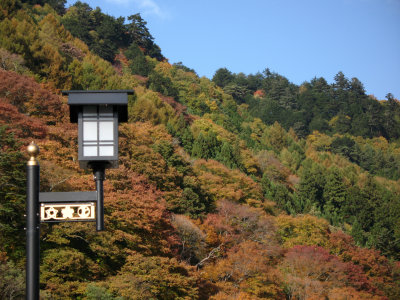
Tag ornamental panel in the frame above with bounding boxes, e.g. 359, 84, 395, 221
40, 203, 95, 222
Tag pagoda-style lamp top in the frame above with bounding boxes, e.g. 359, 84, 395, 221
62, 90, 133, 170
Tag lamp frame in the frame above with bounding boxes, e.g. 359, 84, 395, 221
77, 105, 119, 169
62, 90, 133, 170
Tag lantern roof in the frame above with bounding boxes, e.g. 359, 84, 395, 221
63, 90, 134, 123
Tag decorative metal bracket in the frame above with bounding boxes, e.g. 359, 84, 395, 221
39, 191, 97, 223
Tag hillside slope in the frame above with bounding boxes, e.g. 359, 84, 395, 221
0, 1, 399, 299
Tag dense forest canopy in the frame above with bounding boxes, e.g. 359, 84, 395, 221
212, 68, 400, 140
0, 0, 399, 299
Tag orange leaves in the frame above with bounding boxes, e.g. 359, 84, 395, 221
38, 138, 79, 171
200, 201, 284, 298
253, 90, 265, 99
280, 245, 380, 299
171, 214, 207, 263
204, 200, 277, 246
0, 99, 47, 139
0, 69, 68, 124
327, 231, 392, 283
105, 176, 177, 256
280, 245, 346, 299
203, 241, 284, 299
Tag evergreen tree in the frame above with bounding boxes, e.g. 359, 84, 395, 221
125, 42, 152, 76
215, 141, 242, 169
296, 160, 325, 213
126, 13, 163, 60
191, 131, 221, 159
322, 167, 347, 225
0, 127, 26, 259
212, 67, 234, 88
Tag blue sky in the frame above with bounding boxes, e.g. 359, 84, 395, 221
66, 0, 400, 99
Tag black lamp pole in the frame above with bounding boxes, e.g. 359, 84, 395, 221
26, 142, 40, 300
92, 163, 106, 231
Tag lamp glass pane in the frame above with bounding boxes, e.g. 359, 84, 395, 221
99, 106, 113, 117
83, 121, 97, 141
99, 121, 113, 141
99, 146, 114, 156
83, 146, 97, 156
83, 106, 97, 117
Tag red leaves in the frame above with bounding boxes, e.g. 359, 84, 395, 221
0, 99, 47, 139
105, 172, 179, 256
281, 245, 366, 299
203, 200, 278, 248
281, 244, 384, 299
203, 241, 285, 299
327, 230, 395, 294
0, 69, 68, 124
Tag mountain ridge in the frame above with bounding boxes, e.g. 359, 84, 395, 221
0, 1, 399, 299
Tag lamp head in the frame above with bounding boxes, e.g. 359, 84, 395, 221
63, 90, 133, 170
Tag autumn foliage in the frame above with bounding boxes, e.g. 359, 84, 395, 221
0, 1, 399, 299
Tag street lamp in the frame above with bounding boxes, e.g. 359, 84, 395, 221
62, 90, 133, 231
65, 90, 132, 169
25, 90, 133, 300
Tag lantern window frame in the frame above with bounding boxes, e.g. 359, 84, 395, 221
63, 90, 133, 170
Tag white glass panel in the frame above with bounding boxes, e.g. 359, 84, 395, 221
83, 106, 97, 117
99, 121, 114, 141
83, 121, 98, 141
83, 146, 98, 157
99, 146, 114, 156
99, 106, 113, 117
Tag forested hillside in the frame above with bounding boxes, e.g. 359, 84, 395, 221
1, 1, 399, 299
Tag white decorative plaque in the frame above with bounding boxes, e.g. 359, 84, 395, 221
40, 203, 95, 222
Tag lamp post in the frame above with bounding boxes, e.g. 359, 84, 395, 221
25, 90, 132, 299
26, 143, 40, 300
63, 90, 133, 230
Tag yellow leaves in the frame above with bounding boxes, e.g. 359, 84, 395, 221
0, 17, 35, 54
328, 114, 351, 127
38, 14, 68, 46
191, 117, 235, 142
129, 89, 175, 125
276, 214, 330, 248
240, 148, 260, 175
298, 83, 308, 94
154, 60, 173, 77
108, 252, 198, 299
211, 290, 261, 300
369, 136, 389, 151
205, 98, 219, 111
243, 118, 267, 146
262, 121, 288, 153
194, 159, 264, 205
307, 130, 332, 150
